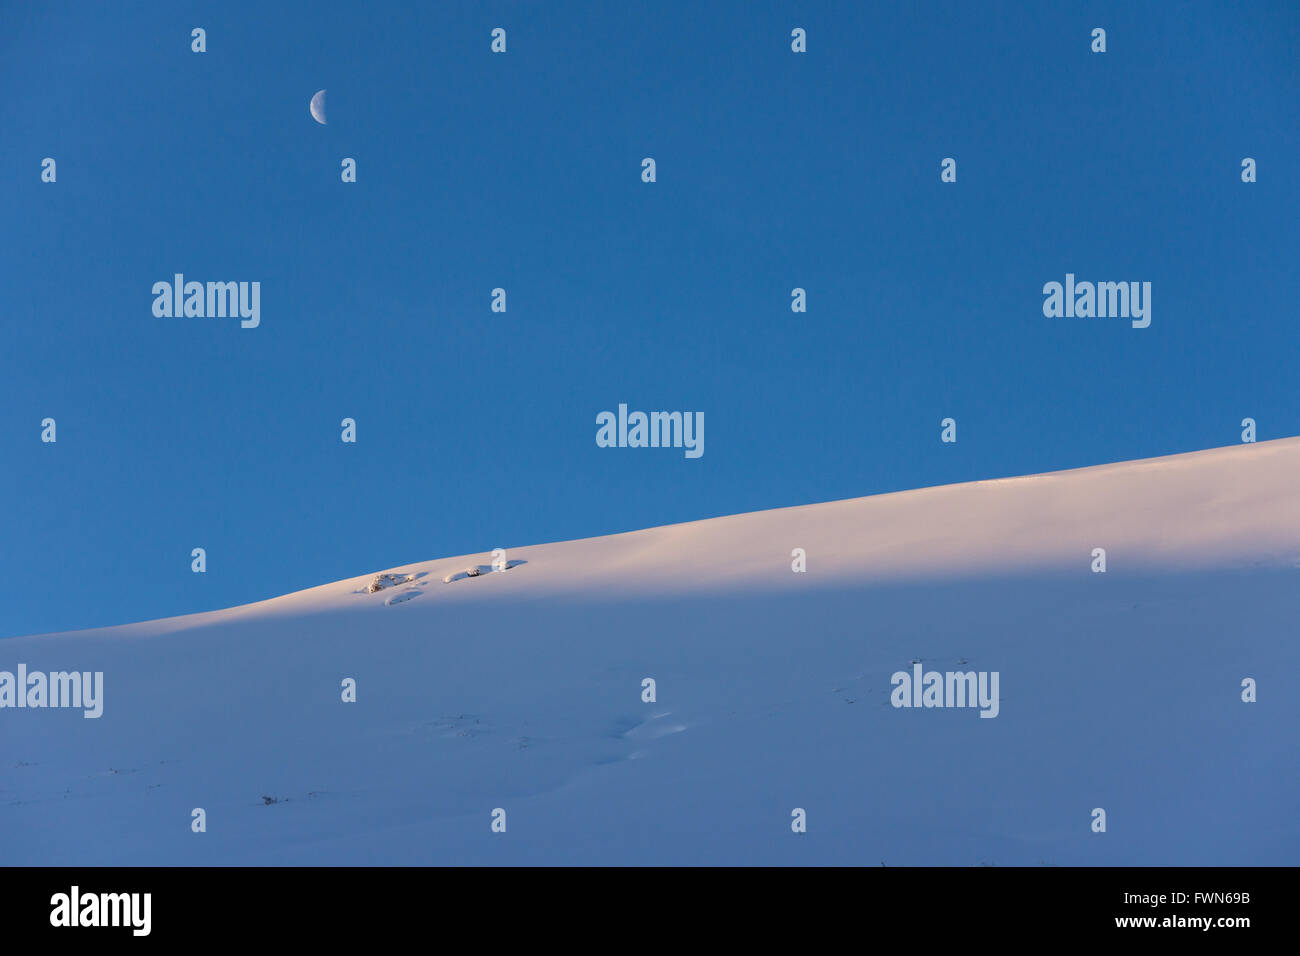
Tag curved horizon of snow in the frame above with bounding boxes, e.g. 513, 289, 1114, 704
22, 436, 1300, 642
3, 437, 1297, 866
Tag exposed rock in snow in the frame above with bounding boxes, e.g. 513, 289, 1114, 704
366, 572, 414, 593
444, 565, 489, 583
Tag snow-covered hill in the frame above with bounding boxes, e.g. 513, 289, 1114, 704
3, 439, 1298, 865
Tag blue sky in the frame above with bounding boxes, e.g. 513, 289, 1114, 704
2, 0, 1297, 638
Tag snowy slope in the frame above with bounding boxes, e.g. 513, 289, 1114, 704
3, 438, 1299, 865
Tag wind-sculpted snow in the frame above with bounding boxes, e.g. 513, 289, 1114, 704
2, 439, 1298, 864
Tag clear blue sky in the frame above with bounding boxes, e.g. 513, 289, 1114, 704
2, 1, 1297, 638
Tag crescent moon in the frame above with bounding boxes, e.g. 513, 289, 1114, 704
310, 89, 327, 125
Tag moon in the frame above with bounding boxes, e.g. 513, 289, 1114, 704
309, 89, 327, 125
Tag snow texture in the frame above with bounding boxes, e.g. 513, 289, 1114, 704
2, 438, 1298, 865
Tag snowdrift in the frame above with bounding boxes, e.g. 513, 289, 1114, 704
3, 438, 1298, 865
